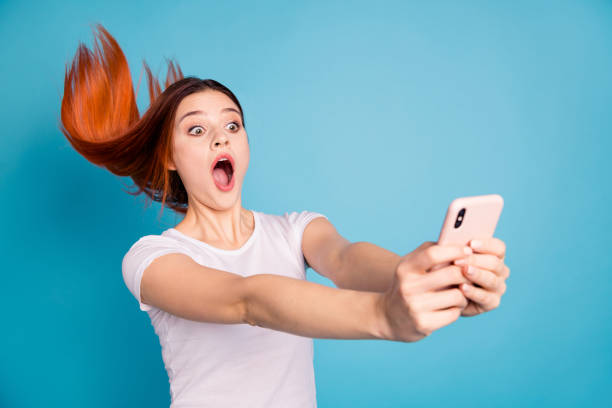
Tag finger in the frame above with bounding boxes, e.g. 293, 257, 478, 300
459, 283, 501, 310
469, 237, 506, 258
429, 261, 451, 272
414, 244, 473, 271
453, 253, 506, 277
462, 265, 505, 292
421, 307, 463, 331
412, 288, 468, 312
414, 265, 470, 292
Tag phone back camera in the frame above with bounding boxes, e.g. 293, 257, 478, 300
454, 208, 466, 228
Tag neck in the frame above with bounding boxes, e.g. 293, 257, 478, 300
174, 196, 254, 249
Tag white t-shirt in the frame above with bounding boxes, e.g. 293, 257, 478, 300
122, 210, 328, 408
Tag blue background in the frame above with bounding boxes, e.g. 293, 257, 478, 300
1, 0, 610, 407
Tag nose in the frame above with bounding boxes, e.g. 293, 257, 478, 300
211, 132, 229, 149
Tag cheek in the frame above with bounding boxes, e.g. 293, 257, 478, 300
175, 146, 208, 180
239, 149, 250, 173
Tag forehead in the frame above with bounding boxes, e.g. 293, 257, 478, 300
175, 90, 238, 117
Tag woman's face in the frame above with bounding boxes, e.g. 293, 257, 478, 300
169, 90, 249, 210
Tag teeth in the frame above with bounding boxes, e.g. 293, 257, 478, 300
218, 158, 229, 162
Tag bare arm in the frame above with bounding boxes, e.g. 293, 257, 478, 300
242, 274, 384, 340
141, 252, 386, 340
335, 242, 401, 292
300, 217, 401, 293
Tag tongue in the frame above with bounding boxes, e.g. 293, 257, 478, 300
213, 167, 229, 186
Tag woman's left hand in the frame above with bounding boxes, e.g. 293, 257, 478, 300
452, 237, 510, 317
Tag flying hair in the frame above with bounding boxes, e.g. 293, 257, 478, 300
59, 23, 246, 218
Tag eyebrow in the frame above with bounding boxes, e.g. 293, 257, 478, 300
177, 107, 241, 125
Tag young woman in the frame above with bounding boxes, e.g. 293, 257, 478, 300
59, 24, 510, 408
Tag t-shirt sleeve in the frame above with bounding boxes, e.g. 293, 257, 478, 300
121, 236, 191, 312
286, 210, 329, 270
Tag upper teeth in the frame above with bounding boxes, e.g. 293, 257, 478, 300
218, 158, 228, 162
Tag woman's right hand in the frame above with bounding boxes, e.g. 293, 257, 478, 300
375, 241, 473, 342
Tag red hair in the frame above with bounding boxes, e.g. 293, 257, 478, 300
59, 24, 245, 217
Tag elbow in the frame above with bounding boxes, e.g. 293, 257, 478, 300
329, 264, 346, 289
239, 276, 260, 327
238, 277, 251, 325
239, 299, 252, 326
329, 242, 352, 289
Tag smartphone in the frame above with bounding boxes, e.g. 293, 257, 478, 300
430, 194, 504, 271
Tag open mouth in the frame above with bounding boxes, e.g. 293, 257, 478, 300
212, 157, 234, 190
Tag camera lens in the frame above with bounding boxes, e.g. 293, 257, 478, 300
454, 208, 466, 228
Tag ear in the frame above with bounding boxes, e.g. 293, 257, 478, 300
167, 157, 176, 171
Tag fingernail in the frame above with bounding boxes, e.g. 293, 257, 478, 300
454, 258, 467, 265
463, 246, 473, 255
470, 240, 482, 249
466, 266, 476, 275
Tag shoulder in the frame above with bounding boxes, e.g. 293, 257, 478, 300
123, 233, 182, 258
284, 210, 328, 225
255, 209, 328, 235
122, 233, 191, 276
121, 232, 193, 311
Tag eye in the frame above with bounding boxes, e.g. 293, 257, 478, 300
226, 121, 240, 131
188, 125, 205, 136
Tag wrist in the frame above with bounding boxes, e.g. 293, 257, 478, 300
370, 292, 391, 340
